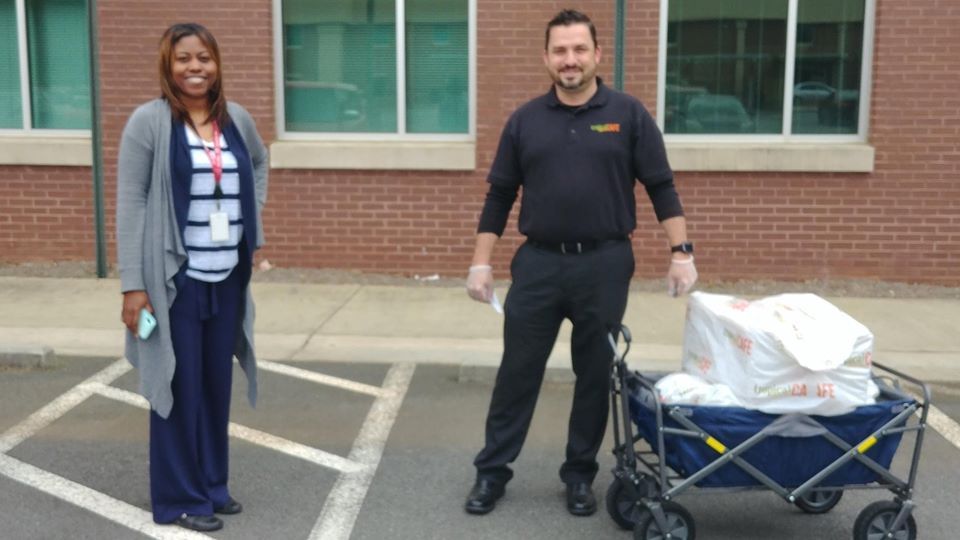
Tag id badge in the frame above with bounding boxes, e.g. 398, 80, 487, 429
209, 211, 230, 242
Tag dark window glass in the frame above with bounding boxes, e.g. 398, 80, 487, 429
665, 0, 787, 134
282, 0, 469, 134
405, 0, 468, 134
283, 0, 398, 133
27, 0, 91, 129
792, 0, 865, 134
0, 0, 21, 128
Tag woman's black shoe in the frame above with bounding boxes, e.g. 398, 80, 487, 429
174, 514, 224, 532
215, 497, 243, 515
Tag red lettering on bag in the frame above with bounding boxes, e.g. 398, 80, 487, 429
697, 356, 713, 374
817, 383, 836, 398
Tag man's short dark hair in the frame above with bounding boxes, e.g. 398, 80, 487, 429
545, 9, 597, 49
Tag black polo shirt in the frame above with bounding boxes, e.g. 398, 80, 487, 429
479, 79, 682, 242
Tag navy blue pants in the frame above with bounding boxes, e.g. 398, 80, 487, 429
150, 268, 243, 523
473, 240, 634, 486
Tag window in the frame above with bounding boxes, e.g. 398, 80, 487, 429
0, 0, 91, 131
660, 0, 869, 137
279, 0, 471, 137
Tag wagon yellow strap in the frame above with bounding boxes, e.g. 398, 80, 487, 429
705, 436, 727, 454
857, 436, 878, 454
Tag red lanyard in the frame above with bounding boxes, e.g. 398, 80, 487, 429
199, 121, 223, 188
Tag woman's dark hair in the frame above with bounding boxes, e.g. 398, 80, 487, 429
158, 23, 229, 128
545, 9, 597, 49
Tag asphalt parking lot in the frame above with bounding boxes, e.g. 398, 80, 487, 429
1, 356, 959, 540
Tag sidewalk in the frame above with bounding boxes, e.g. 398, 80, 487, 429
1, 276, 958, 381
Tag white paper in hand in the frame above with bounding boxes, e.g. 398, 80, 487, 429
490, 291, 504, 314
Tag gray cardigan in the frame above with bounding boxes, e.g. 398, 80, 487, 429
116, 99, 268, 419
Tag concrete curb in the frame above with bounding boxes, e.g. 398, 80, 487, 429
0, 345, 55, 368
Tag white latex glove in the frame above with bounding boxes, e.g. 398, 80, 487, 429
466, 265, 494, 303
666, 256, 698, 297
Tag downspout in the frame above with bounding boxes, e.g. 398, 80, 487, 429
88, 0, 107, 277
614, 0, 626, 90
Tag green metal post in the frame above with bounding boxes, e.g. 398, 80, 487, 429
614, 0, 626, 90
88, 0, 107, 277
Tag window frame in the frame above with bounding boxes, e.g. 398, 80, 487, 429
0, 0, 91, 137
656, 0, 876, 144
271, 0, 476, 143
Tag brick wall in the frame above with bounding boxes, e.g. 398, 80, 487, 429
667, 0, 959, 284
0, 166, 97, 259
1, 0, 957, 284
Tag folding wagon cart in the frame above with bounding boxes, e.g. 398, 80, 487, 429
605, 325, 929, 540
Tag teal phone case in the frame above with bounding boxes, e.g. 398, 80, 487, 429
138, 309, 157, 340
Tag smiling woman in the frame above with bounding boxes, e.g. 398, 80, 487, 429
115, 22, 269, 534
157, 24, 227, 141
171, 37, 217, 103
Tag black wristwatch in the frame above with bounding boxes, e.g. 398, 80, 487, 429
670, 242, 694, 254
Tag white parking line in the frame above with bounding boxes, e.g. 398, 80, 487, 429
3, 355, 959, 539
86, 383, 364, 473
925, 405, 960, 451
310, 362, 416, 540
0, 357, 413, 540
0, 453, 211, 540
229, 423, 364, 474
259, 360, 386, 397
81, 382, 152, 408
0, 359, 130, 453
905, 385, 960, 452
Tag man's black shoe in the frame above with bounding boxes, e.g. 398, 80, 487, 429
174, 514, 224, 532
464, 479, 505, 515
215, 497, 243, 515
565, 482, 597, 516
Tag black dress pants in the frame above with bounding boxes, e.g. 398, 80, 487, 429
473, 239, 634, 486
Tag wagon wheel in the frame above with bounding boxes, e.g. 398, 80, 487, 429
605, 474, 656, 530
794, 488, 843, 514
852, 501, 917, 540
633, 501, 695, 540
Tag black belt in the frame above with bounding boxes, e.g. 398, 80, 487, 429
526, 237, 627, 254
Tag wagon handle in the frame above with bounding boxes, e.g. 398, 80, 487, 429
607, 323, 632, 361
872, 361, 931, 410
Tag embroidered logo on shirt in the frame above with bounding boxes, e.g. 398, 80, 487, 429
590, 123, 620, 133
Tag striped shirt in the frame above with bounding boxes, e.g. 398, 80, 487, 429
183, 125, 243, 282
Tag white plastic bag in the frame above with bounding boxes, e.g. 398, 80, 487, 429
655, 372, 743, 407
682, 292, 877, 416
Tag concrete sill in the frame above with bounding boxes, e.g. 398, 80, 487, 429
0, 136, 92, 166
666, 142, 875, 173
270, 140, 476, 171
